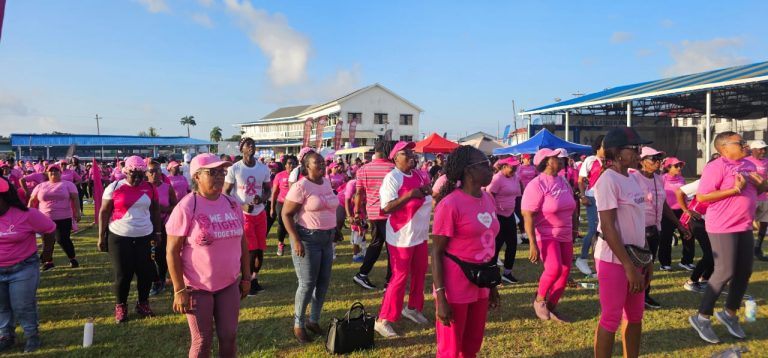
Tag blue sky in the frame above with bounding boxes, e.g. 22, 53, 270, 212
1, 0, 767, 140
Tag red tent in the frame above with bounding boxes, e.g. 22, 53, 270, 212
414, 133, 460, 153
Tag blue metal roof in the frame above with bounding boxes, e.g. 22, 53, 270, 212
10, 134, 211, 147
522, 60, 768, 115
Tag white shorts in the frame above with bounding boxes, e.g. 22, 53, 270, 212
756, 201, 768, 223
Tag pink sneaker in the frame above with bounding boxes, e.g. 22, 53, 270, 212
115, 303, 129, 323
135, 302, 155, 318
533, 300, 551, 320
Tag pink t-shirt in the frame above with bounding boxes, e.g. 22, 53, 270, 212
520, 174, 576, 242
379, 169, 432, 247
285, 178, 339, 230
343, 179, 359, 213
432, 190, 499, 304
0, 207, 56, 266
155, 182, 172, 223
629, 170, 666, 229
663, 174, 686, 209
30, 180, 78, 220
593, 170, 647, 265
485, 172, 521, 217
745, 156, 768, 201
23, 173, 46, 187
578, 156, 603, 196
165, 193, 244, 292
168, 175, 190, 200
517, 165, 537, 190
328, 174, 346, 191
697, 157, 758, 233
61, 169, 82, 183
272, 171, 291, 203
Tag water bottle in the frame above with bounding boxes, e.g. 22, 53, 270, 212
745, 299, 757, 322
580, 282, 596, 289
83, 318, 94, 347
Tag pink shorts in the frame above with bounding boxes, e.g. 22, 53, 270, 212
596, 259, 645, 332
244, 211, 267, 251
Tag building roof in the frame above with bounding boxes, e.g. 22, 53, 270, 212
521, 60, 768, 115
457, 131, 498, 142
10, 134, 211, 147
238, 83, 424, 126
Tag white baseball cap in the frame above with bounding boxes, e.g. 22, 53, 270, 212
749, 140, 767, 149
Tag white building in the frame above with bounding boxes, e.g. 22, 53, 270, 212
236, 84, 423, 155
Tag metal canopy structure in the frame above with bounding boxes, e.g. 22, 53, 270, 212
519, 60, 768, 159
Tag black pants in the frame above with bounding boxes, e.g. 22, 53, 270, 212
357, 219, 391, 282
53, 218, 76, 260
493, 214, 517, 270
76, 185, 85, 212
689, 218, 714, 282
152, 231, 168, 283
514, 196, 524, 233
698, 231, 754, 315
108, 232, 155, 304
645, 225, 660, 297
265, 200, 276, 236
659, 209, 694, 266
275, 202, 288, 244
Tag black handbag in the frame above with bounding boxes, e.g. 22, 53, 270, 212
625, 244, 653, 268
326, 302, 375, 355
444, 252, 502, 288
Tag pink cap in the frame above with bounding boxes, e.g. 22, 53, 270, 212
640, 146, 665, 159
324, 154, 335, 161
328, 162, 338, 169
167, 161, 180, 169
0, 177, 9, 193
123, 155, 148, 172
190, 153, 232, 174
0, 160, 8, 168
46, 164, 62, 172
389, 141, 416, 160
663, 157, 685, 168
494, 157, 520, 168
521, 153, 531, 160
298, 147, 316, 163
533, 148, 568, 166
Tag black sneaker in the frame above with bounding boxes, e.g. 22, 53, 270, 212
756, 248, 768, 261
248, 279, 263, 296
0, 336, 14, 351
502, 273, 519, 284
69, 258, 80, 268
23, 335, 40, 353
353, 274, 376, 290
41, 261, 55, 271
149, 281, 165, 296
644, 296, 661, 309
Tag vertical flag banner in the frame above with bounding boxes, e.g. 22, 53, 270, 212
302, 117, 314, 148
348, 117, 358, 147
315, 116, 328, 149
333, 120, 344, 150
91, 159, 103, 224
0, 0, 6, 42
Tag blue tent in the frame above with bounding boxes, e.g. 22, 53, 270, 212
492, 129, 593, 155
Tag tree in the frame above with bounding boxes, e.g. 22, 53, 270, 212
210, 126, 222, 142
180, 115, 196, 137
138, 130, 148, 136
148, 127, 159, 137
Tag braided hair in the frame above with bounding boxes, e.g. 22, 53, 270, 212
434, 145, 482, 204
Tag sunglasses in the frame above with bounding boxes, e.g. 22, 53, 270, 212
723, 140, 747, 147
643, 156, 663, 163
672, 163, 684, 168
200, 168, 227, 177
619, 145, 641, 152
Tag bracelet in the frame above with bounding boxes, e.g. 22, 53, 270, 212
174, 288, 188, 295
435, 287, 445, 293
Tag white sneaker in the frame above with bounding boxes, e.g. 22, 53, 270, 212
374, 320, 399, 337
402, 307, 429, 324
575, 258, 593, 275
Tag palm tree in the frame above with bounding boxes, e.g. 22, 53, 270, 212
210, 126, 222, 142
180, 116, 197, 137
148, 127, 159, 137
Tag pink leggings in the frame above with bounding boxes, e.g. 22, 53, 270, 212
596, 260, 644, 332
186, 281, 241, 358
436, 298, 489, 358
379, 242, 428, 321
536, 240, 572, 305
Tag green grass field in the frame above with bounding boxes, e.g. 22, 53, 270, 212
4, 203, 768, 357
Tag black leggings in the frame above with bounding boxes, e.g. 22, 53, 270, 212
659, 209, 695, 265
265, 200, 276, 236
689, 218, 714, 282
275, 202, 288, 244
152, 231, 168, 283
493, 214, 518, 270
108, 232, 155, 304
514, 196, 524, 233
645, 226, 660, 297
250, 250, 264, 276
698, 231, 754, 316
358, 219, 392, 282
53, 218, 76, 260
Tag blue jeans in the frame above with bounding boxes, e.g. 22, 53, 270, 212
291, 226, 334, 328
580, 196, 598, 259
0, 254, 41, 339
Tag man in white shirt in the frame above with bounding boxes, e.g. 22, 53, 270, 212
575, 135, 605, 276
224, 137, 272, 295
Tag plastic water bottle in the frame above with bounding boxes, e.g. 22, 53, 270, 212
745, 299, 757, 322
580, 282, 596, 289
83, 318, 94, 347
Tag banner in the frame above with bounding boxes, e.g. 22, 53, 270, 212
91, 159, 103, 225
348, 118, 358, 147
0, 0, 6, 43
315, 116, 328, 149
302, 117, 314, 148
333, 120, 344, 150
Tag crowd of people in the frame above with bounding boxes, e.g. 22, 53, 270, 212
0, 129, 766, 357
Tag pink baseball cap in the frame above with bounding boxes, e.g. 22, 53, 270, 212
0, 177, 9, 193
46, 164, 62, 172
328, 162, 338, 169
494, 157, 520, 168
123, 155, 148, 172
190, 153, 232, 174
0, 160, 8, 168
533, 148, 568, 166
663, 157, 685, 168
389, 141, 416, 160
640, 146, 665, 159
521, 153, 531, 160
167, 161, 180, 169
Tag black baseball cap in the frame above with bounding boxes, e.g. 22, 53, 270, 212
602, 127, 652, 149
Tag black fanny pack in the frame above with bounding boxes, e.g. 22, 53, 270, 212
624, 244, 653, 268
444, 252, 501, 288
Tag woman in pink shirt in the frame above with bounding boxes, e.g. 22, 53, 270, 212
658, 157, 692, 270
0, 176, 56, 353
432, 146, 500, 358
146, 161, 178, 296
593, 128, 653, 358
270, 155, 298, 256
166, 161, 190, 200
516, 154, 537, 242
166, 154, 250, 357
282, 151, 339, 343
688, 131, 768, 344
521, 148, 575, 322
28, 164, 81, 271
485, 157, 522, 284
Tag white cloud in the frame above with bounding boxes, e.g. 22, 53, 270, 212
136, 0, 170, 13
191, 13, 214, 28
198, 0, 215, 7
663, 37, 750, 76
224, 0, 311, 87
264, 65, 362, 105
660, 19, 674, 28
610, 31, 633, 44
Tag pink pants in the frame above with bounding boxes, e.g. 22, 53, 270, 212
186, 281, 241, 358
537, 240, 572, 305
596, 259, 644, 332
379, 242, 428, 322
435, 298, 489, 358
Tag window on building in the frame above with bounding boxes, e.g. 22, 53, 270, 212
374, 113, 388, 124
743, 131, 755, 141
348, 112, 362, 124
399, 135, 413, 142
399, 114, 413, 125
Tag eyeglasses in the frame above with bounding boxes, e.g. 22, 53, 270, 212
643, 156, 663, 163
723, 140, 747, 147
200, 168, 227, 177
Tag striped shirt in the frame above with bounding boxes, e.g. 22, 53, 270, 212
355, 159, 395, 220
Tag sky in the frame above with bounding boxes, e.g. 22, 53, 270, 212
1, 0, 767, 141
